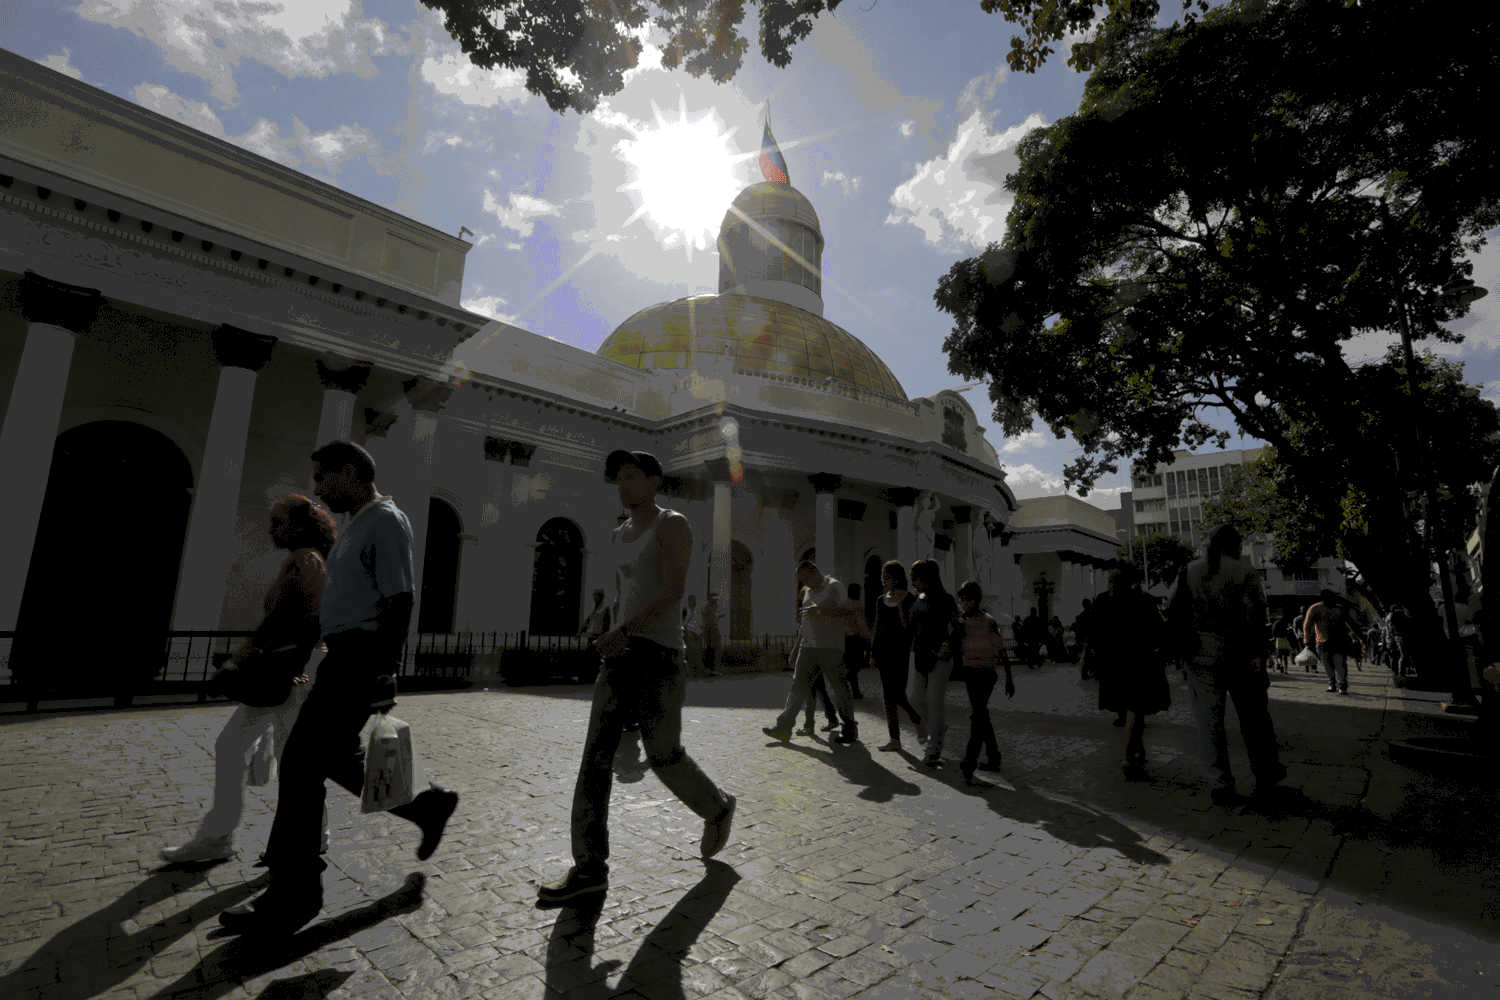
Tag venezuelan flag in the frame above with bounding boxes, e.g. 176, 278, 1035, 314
759, 120, 789, 185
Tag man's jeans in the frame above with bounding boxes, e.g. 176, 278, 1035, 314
774, 647, 851, 732
1388, 638, 1406, 676
1182, 662, 1283, 792
960, 670, 1001, 772
572, 639, 729, 876
909, 659, 954, 755
265, 631, 427, 882
1318, 643, 1349, 690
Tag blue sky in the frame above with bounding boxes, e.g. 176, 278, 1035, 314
6, 1, 1498, 512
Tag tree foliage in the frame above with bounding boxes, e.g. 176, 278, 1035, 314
1116, 532, 1195, 590
934, 0, 1500, 652
418, 0, 843, 114
979, 0, 1210, 73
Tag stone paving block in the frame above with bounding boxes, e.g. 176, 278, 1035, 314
1069, 946, 1163, 997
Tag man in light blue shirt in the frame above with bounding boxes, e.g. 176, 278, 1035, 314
220, 440, 460, 935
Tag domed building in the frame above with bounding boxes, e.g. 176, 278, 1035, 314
0, 53, 1117, 693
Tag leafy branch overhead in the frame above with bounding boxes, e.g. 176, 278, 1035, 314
418, 0, 845, 114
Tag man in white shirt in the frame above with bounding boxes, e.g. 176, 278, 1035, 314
764, 561, 859, 744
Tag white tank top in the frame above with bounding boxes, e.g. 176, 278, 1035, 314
614, 507, 684, 652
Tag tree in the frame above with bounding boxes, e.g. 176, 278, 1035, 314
1117, 532, 1195, 590
419, 0, 845, 114
933, 0, 1500, 681
979, 0, 1210, 73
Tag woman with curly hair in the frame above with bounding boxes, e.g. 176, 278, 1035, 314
160, 495, 337, 863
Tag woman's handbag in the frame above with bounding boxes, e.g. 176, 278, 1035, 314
208, 644, 308, 708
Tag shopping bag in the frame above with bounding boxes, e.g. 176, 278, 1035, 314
360, 713, 429, 813
1294, 647, 1317, 669
247, 732, 276, 787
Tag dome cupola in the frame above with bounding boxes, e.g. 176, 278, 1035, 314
717, 182, 825, 317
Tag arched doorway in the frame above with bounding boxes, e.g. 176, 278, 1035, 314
530, 517, 584, 636
418, 498, 462, 634
13, 421, 192, 691
730, 541, 754, 640
864, 554, 884, 628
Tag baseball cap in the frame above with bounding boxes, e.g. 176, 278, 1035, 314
605, 449, 664, 480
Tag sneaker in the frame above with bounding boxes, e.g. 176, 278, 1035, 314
821, 721, 840, 732
762, 725, 792, 742
796, 725, 816, 736
1326, 685, 1338, 693
701, 794, 737, 858
537, 866, 608, 903
411, 785, 460, 861
160, 835, 234, 864
219, 885, 322, 935
1339, 687, 1349, 695
834, 727, 860, 745
877, 740, 902, 752
977, 758, 1003, 772
914, 724, 929, 744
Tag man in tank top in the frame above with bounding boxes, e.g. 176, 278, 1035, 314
537, 449, 737, 903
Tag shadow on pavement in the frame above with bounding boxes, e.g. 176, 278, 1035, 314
541, 860, 741, 1000
766, 734, 923, 804
0, 865, 258, 1000
147, 872, 427, 999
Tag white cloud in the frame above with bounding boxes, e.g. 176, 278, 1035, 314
482, 189, 563, 238
899, 120, 915, 137
1004, 462, 1128, 510
134, 82, 379, 174
420, 52, 528, 107
1000, 429, 1045, 454
822, 171, 861, 195
461, 293, 516, 322
886, 108, 1046, 248
80, 0, 404, 106
39, 48, 83, 80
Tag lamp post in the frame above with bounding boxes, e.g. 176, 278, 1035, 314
1383, 198, 1490, 700
1034, 571, 1055, 622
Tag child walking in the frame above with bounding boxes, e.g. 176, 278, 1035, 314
956, 581, 1015, 787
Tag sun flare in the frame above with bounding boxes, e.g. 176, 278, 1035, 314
616, 95, 743, 257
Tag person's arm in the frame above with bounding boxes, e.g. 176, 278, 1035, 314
374, 592, 414, 661
851, 599, 872, 643
1303, 605, 1316, 647
594, 513, 691, 659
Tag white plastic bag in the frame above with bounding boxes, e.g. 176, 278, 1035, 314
361, 713, 429, 813
1294, 647, 1318, 669
248, 732, 276, 787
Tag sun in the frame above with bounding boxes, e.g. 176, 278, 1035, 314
616, 94, 743, 258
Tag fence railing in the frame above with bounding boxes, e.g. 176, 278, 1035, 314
0, 630, 800, 713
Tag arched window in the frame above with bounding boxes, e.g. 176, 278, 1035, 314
418, 498, 462, 634
530, 517, 584, 636
730, 541, 754, 640
14, 421, 192, 691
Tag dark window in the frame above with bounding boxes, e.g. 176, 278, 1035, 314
418, 498, 462, 633
530, 518, 585, 635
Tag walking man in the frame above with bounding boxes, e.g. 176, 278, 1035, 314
537, 450, 736, 903
579, 588, 612, 643
763, 561, 858, 745
220, 441, 460, 934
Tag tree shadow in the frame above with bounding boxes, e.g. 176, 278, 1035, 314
540, 860, 741, 1000
146, 872, 427, 999
0, 864, 256, 1000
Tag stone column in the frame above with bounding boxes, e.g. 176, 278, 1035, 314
0, 272, 102, 631
453, 532, 481, 632
706, 458, 734, 639
887, 487, 920, 579
952, 506, 973, 590
809, 473, 841, 578
308, 357, 372, 493
173, 325, 278, 628
393, 376, 456, 639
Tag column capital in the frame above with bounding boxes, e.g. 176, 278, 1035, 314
884, 487, 922, 507
316, 356, 373, 395
808, 472, 842, 495
212, 325, 277, 371
403, 375, 456, 413
20, 270, 102, 334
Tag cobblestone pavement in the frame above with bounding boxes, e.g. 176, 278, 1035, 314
2, 658, 1497, 1000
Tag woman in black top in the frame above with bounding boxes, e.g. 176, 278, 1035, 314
908, 559, 963, 767
870, 560, 924, 752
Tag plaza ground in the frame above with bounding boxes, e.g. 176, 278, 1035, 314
1, 658, 1497, 999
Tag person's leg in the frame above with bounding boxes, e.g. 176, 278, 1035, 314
810, 672, 836, 726
1227, 672, 1285, 789
1332, 652, 1348, 692
772, 647, 822, 732
639, 645, 732, 823
197, 704, 274, 839
567, 651, 632, 877
921, 660, 953, 759
1182, 665, 1233, 795
1123, 710, 1146, 769
878, 658, 902, 742
820, 649, 857, 740
1320, 643, 1337, 690
960, 672, 996, 774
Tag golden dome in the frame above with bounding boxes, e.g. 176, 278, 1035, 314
721, 182, 823, 243
598, 293, 907, 400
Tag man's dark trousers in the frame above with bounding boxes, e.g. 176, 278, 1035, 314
960, 671, 1001, 772
265, 629, 428, 886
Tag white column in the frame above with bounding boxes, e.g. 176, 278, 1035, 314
954, 509, 974, 590
815, 491, 835, 576
453, 533, 482, 632
173, 366, 262, 628
712, 480, 732, 638
401, 405, 441, 637
897, 505, 916, 571
0, 323, 80, 630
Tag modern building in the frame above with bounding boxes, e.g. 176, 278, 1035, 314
1004, 495, 1120, 627
1129, 446, 1346, 611
2, 50, 1108, 686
